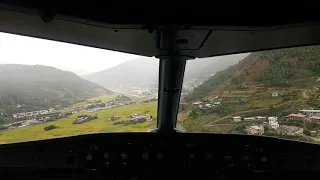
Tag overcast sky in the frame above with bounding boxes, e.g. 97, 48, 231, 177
0, 32, 141, 75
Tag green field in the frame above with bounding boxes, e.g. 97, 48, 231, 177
0, 101, 157, 144
245, 98, 283, 108
71, 93, 150, 109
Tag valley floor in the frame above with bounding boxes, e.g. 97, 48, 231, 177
0, 95, 157, 144
3, 85, 320, 145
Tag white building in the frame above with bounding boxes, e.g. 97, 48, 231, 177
299, 110, 320, 116
268, 116, 278, 123
39, 110, 48, 114
256, 116, 267, 120
141, 115, 153, 121
272, 92, 279, 97
309, 116, 320, 122
192, 101, 201, 106
233, 116, 241, 122
244, 117, 256, 121
287, 114, 306, 120
270, 122, 279, 129
131, 114, 139, 118
268, 116, 279, 129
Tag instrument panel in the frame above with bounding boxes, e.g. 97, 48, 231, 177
0, 133, 319, 179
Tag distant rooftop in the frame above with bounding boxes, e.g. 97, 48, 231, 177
268, 116, 278, 120
192, 101, 201, 105
310, 116, 320, 120
288, 114, 306, 118
250, 125, 264, 130
300, 110, 320, 113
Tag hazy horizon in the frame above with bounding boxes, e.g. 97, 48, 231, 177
0, 32, 250, 76
0, 32, 142, 75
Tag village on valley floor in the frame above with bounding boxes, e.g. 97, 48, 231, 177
4, 95, 156, 130
233, 109, 320, 137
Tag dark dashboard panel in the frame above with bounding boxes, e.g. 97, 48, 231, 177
1, 2, 320, 58
0, 1, 318, 25
0, 133, 319, 179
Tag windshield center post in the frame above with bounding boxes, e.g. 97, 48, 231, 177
156, 27, 195, 134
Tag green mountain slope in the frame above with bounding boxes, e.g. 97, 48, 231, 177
186, 45, 320, 101
0, 64, 111, 109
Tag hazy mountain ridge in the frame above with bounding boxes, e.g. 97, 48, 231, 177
0, 64, 111, 108
84, 57, 159, 88
83, 54, 249, 90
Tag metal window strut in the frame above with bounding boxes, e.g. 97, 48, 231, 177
152, 28, 194, 134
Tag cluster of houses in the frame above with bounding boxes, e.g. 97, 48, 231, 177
192, 96, 222, 109
105, 95, 136, 108
246, 124, 304, 136
233, 116, 280, 135
286, 109, 320, 122
6, 119, 40, 129
233, 116, 279, 129
181, 81, 202, 95
12, 108, 56, 119
109, 114, 154, 122
4, 111, 63, 130
69, 95, 137, 114
4, 94, 156, 130
132, 87, 158, 96
130, 114, 153, 122
150, 92, 158, 100
35, 112, 63, 121
144, 88, 158, 99
73, 115, 97, 124
142, 98, 158, 103
70, 94, 157, 115
234, 109, 320, 136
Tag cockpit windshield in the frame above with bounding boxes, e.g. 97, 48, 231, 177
180, 45, 320, 144
0, 32, 158, 144
2, 31, 320, 145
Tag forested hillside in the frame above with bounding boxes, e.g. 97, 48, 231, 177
185, 45, 320, 101
0, 65, 111, 110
